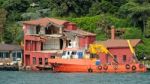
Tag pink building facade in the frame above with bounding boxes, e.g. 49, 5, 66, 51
23, 18, 96, 70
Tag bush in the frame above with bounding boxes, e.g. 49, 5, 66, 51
123, 28, 142, 39
137, 38, 150, 57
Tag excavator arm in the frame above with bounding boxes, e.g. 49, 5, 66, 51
89, 44, 118, 64
127, 40, 138, 62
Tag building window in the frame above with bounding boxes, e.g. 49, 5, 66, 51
33, 57, 36, 65
114, 55, 118, 62
45, 58, 48, 65
4, 52, 9, 58
17, 52, 22, 58
36, 25, 41, 34
123, 55, 127, 62
12, 51, 22, 61
39, 58, 42, 65
12, 52, 16, 61
106, 54, 109, 63
0, 52, 3, 58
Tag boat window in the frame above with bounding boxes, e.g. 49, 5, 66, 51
71, 51, 76, 55
123, 55, 126, 62
78, 52, 83, 59
90, 54, 97, 58
39, 58, 42, 65
33, 57, 36, 65
62, 51, 66, 55
45, 58, 48, 65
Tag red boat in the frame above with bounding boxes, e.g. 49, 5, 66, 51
48, 41, 147, 73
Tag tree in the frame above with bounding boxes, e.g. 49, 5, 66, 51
88, 1, 117, 16
3, 23, 22, 44
2, 0, 30, 21
118, 1, 150, 35
0, 9, 7, 42
145, 18, 150, 38
106, 0, 127, 7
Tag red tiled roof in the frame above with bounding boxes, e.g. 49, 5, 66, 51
23, 17, 69, 27
64, 29, 96, 36
95, 39, 142, 48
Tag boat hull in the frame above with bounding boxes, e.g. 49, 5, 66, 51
49, 59, 146, 73
52, 64, 146, 73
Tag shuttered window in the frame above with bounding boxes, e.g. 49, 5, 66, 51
45, 58, 48, 65
33, 57, 36, 65
123, 55, 126, 62
39, 58, 42, 65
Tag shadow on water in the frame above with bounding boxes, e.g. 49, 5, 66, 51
0, 71, 150, 84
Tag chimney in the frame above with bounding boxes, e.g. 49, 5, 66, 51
66, 23, 77, 30
111, 26, 115, 40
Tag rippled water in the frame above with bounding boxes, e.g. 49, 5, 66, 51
0, 71, 150, 84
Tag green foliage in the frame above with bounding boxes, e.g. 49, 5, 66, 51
123, 28, 142, 39
88, 2, 102, 16
88, 1, 118, 16
118, 0, 150, 35
2, 0, 30, 21
0, 8, 7, 42
145, 18, 150, 37
3, 23, 22, 44
66, 16, 100, 32
106, 0, 128, 7
137, 38, 150, 57
66, 14, 132, 41
66, 14, 130, 32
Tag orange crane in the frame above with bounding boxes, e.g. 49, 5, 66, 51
88, 44, 118, 64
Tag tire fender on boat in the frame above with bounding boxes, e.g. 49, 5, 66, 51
132, 65, 136, 71
88, 68, 93, 73
98, 65, 102, 70
103, 66, 108, 70
125, 64, 130, 69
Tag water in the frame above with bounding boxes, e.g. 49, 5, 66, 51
0, 71, 150, 84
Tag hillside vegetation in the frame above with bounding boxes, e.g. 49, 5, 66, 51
0, 0, 150, 58
66, 15, 150, 57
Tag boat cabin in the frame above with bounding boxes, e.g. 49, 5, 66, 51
62, 48, 85, 59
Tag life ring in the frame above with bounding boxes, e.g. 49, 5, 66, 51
132, 65, 136, 71
139, 64, 144, 69
88, 68, 93, 73
113, 64, 118, 70
125, 64, 130, 69
98, 65, 102, 70
103, 66, 108, 70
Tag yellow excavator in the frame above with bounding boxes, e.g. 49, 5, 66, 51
88, 44, 118, 64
